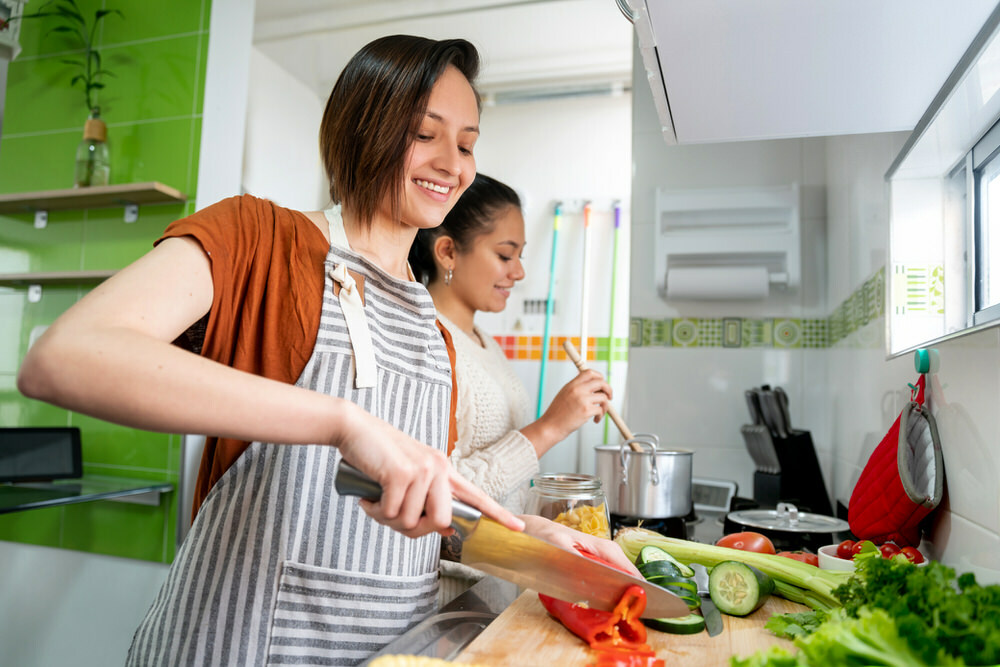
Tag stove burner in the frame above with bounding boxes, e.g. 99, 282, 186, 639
610, 513, 687, 540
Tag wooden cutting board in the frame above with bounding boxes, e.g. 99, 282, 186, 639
455, 590, 805, 666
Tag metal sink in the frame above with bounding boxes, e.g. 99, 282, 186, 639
362, 577, 519, 664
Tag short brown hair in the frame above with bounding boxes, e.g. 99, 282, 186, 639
320, 35, 481, 229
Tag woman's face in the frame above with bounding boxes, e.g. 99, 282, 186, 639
452, 205, 527, 314
397, 65, 480, 230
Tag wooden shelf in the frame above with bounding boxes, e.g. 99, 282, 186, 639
0, 270, 116, 287
0, 182, 187, 216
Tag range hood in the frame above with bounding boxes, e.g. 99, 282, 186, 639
619, 0, 999, 145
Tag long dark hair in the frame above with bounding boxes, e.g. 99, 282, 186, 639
409, 173, 521, 284
319, 35, 481, 230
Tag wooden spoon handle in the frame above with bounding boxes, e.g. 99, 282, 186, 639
561, 340, 640, 450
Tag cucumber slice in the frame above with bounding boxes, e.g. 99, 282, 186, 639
644, 576, 697, 596
638, 559, 685, 580
635, 545, 695, 577
707, 561, 774, 616
643, 613, 706, 635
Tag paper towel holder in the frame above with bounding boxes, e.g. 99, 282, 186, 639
654, 184, 800, 302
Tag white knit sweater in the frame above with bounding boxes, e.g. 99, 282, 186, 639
439, 313, 539, 511
438, 314, 540, 604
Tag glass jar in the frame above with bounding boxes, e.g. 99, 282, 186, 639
526, 472, 611, 539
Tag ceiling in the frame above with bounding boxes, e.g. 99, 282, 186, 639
252, 0, 634, 103
253, 0, 1000, 145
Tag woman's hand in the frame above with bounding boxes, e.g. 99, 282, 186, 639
521, 369, 612, 457
336, 403, 524, 539
519, 515, 640, 577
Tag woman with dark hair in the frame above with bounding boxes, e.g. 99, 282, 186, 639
410, 173, 614, 603
17, 36, 633, 665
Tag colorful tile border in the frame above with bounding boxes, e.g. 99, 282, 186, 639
494, 267, 888, 356
495, 335, 629, 362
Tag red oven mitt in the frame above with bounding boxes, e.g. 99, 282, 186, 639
848, 374, 944, 547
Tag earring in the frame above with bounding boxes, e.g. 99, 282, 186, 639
445, 268, 453, 286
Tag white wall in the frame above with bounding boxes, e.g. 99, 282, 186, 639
242, 47, 326, 209
474, 91, 632, 475
627, 40, 830, 498
825, 134, 1000, 585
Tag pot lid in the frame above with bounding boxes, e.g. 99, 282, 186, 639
727, 502, 849, 533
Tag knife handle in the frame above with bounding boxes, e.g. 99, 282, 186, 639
334, 461, 483, 538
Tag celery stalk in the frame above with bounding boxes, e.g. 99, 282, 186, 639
614, 527, 851, 611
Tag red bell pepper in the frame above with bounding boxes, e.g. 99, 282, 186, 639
538, 584, 649, 650
538, 548, 663, 667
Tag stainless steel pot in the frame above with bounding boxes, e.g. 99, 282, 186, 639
594, 434, 693, 519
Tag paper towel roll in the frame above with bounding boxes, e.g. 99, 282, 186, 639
666, 266, 769, 300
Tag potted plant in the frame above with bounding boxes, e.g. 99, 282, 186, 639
6, 0, 123, 186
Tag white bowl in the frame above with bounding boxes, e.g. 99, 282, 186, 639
817, 543, 929, 571
818, 544, 856, 571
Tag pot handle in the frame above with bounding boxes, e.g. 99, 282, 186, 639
620, 434, 660, 486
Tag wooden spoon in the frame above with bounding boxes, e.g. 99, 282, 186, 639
562, 340, 642, 452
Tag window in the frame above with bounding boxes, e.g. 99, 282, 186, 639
887, 5, 1000, 355
974, 120, 1000, 325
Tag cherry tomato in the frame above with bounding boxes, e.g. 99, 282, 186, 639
851, 540, 875, 557
777, 550, 819, 566
900, 546, 925, 564
836, 539, 856, 560
879, 542, 901, 559
715, 531, 776, 554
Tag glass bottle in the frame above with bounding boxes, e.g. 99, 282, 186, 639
526, 472, 611, 539
75, 108, 110, 187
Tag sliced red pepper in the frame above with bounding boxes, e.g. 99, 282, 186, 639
538, 549, 653, 655
590, 648, 665, 667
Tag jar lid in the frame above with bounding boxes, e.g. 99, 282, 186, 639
727, 502, 848, 533
531, 472, 604, 498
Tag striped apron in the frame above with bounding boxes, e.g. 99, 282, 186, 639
127, 207, 451, 666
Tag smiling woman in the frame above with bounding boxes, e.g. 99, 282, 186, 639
16, 34, 514, 667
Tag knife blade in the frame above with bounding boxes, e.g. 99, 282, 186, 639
334, 461, 690, 619
692, 564, 723, 637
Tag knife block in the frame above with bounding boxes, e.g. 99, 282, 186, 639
752, 429, 833, 516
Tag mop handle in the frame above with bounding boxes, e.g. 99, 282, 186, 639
603, 201, 622, 443
537, 203, 561, 419
562, 340, 640, 450
579, 202, 592, 363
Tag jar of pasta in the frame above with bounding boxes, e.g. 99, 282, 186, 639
526, 473, 611, 539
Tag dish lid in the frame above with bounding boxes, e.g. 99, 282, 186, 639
727, 502, 849, 533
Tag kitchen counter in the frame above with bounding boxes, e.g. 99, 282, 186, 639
366, 572, 803, 665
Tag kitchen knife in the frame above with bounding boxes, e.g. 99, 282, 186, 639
334, 461, 690, 619
691, 564, 723, 637
744, 389, 764, 425
773, 387, 793, 433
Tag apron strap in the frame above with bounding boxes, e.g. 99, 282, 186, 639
324, 207, 377, 389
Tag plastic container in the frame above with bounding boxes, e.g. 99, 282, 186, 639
526, 472, 611, 539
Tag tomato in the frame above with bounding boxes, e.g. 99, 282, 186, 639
836, 539, 856, 560
851, 540, 875, 557
879, 542, 901, 559
777, 550, 819, 566
900, 546, 925, 564
715, 531, 776, 554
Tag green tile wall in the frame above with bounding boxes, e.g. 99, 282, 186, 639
0, 0, 212, 563
631, 266, 885, 349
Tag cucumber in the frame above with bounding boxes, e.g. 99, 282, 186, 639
643, 613, 706, 635
635, 545, 695, 578
707, 561, 774, 616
